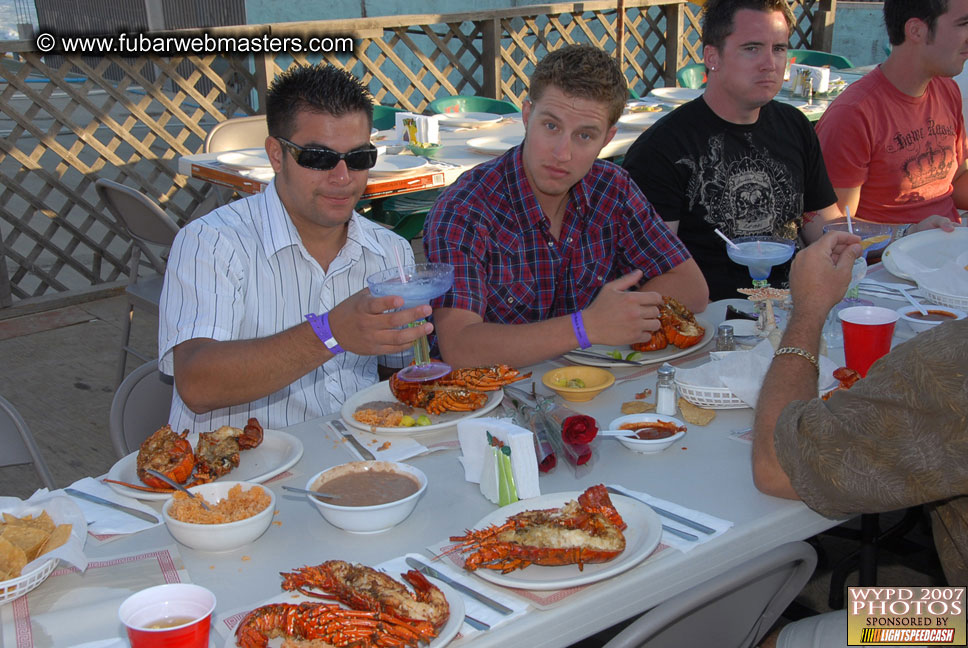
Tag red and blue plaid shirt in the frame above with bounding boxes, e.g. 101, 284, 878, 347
425, 146, 690, 324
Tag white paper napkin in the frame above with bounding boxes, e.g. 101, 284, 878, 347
606, 485, 733, 553
348, 429, 429, 462
61, 476, 163, 535
457, 417, 541, 501
677, 340, 838, 407
391, 553, 528, 637
0, 492, 89, 572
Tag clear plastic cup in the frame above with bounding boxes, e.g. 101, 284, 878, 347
119, 583, 216, 648
838, 306, 899, 377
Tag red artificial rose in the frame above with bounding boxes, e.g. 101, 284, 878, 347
562, 415, 598, 445
571, 443, 593, 465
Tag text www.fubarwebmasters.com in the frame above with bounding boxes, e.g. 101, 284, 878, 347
34, 31, 354, 55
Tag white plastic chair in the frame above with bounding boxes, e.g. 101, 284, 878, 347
95, 179, 180, 388
603, 541, 817, 648
204, 115, 268, 154
0, 395, 56, 489
109, 359, 175, 459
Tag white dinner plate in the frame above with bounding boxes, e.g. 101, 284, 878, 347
617, 110, 667, 130
563, 317, 715, 368
239, 167, 275, 182
106, 429, 304, 501
341, 380, 504, 436
370, 155, 429, 176
222, 580, 464, 648
646, 87, 703, 104
436, 111, 503, 128
466, 134, 523, 155
465, 492, 662, 590
882, 228, 968, 281
216, 148, 271, 169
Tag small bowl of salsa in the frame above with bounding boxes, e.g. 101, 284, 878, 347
607, 414, 687, 454
895, 305, 966, 334
304, 461, 428, 534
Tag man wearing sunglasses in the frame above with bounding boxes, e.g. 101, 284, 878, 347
424, 45, 708, 368
158, 64, 429, 433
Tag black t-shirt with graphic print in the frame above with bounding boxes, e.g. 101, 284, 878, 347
623, 97, 837, 301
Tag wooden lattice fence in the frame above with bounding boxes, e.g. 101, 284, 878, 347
0, 0, 832, 312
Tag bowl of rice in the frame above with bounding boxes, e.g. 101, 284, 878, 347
162, 481, 275, 552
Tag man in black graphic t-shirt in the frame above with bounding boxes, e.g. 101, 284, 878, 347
623, 0, 841, 300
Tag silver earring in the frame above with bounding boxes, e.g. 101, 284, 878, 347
709, 66, 716, 72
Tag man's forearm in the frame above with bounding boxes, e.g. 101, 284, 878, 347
437, 317, 580, 368
751, 310, 825, 499
174, 323, 333, 414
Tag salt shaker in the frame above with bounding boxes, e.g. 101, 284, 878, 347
715, 324, 735, 351
655, 365, 678, 416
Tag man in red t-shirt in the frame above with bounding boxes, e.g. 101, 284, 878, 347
816, 0, 966, 234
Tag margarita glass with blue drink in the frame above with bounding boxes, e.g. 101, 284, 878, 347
725, 236, 796, 289
367, 263, 454, 382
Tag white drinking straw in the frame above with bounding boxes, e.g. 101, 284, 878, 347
845, 205, 854, 235
898, 286, 928, 316
391, 245, 408, 283
714, 228, 741, 251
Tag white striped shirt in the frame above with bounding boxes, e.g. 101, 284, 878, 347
158, 182, 414, 433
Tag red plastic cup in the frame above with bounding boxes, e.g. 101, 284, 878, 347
119, 583, 216, 648
838, 306, 899, 377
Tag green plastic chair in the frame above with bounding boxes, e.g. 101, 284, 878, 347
629, 88, 641, 100
372, 105, 404, 131
426, 96, 520, 115
787, 49, 854, 69
677, 63, 707, 89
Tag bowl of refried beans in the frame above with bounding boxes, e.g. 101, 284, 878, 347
304, 461, 428, 533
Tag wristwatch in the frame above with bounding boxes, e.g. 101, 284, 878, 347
895, 223, 913, 239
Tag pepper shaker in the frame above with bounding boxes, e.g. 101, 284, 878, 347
715, 324, 735, 351
655, 365, 678, 416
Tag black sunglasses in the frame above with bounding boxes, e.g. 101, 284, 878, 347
276, 137, 378, 171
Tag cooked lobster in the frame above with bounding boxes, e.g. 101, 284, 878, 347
281, 560, 450, 630
390, 365, 531, 415
631, 296, 705, 352
106, 418, 264, 493
234, 602, 435, 648
446, 484, 627, 573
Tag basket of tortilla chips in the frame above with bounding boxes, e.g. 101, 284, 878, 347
0, 500, 87, 605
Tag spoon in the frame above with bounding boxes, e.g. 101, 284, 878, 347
145, 469, 211, 511
598, 428, 682, 438
281, 486, 342, 500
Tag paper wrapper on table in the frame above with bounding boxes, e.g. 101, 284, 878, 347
783, 63, 830, 94
394, 113, 440, 146
677, 340, 838, 407
0, 492, 88, 573
457, 417, 540, 502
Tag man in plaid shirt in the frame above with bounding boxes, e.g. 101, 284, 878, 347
425, 45, 708, 367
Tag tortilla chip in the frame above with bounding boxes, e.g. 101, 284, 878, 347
621, 401, 656, 415
678, 398, 716, 426
14, 511, 55, 534
2, 525, 49, 560
37, 524, 71, 557
0, 536, 28, 580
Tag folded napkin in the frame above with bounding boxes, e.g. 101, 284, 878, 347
348, 429, 429, 462
393, 553, 528, 637
606, 485, 733, 553
62, 476, 163, 535
394, 112, 440, 146
677, 340, 838, 407
457, 417, 541, 502
0, 491, 89, 573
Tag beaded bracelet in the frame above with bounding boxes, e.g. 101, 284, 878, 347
773, 346, 819, 373
305, 312, 345, 355
571, 311, 592, 349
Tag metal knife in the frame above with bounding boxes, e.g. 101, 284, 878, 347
606, 485, 716, 535
661, 525, 698, 542
329, 420, 376, 460
405, 557, 513, 615
464, 615, 490, 631
65, 488, 159, 524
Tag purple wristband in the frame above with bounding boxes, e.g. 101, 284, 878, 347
305, 312, 345, 355
571, 311, 592, 349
